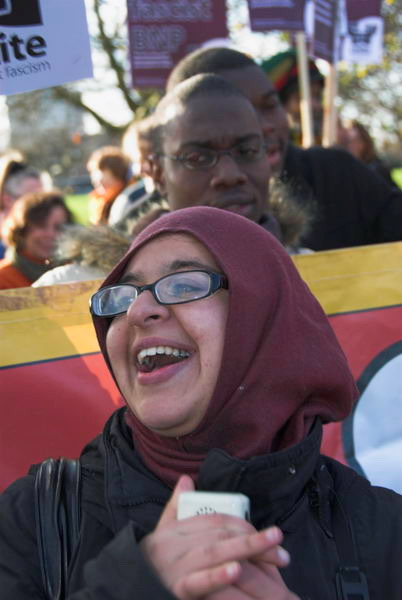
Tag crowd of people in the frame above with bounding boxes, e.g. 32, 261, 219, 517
1, 45, 402, 599
1, 47, 401, 291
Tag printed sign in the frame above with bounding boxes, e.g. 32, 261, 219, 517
127, 0, 228, 89
341, 0, 383, 64
312, 0, 337, 62
247, 0, 307, 33
0, 0, 92, 96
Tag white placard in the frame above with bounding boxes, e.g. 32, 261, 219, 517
0, 0, 93, 96
341, 16, 384, 65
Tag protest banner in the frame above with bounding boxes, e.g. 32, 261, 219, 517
126, 0, 228, 89
1, 243, 401, 493
293, 242, 402, 494
0, 281, 122, 491
341, 0, 383, 65
0, 0, 92, 96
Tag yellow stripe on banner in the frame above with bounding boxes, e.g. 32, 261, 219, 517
1, 243, 402, 368
0, 280, 102, 368
292, 242, 402, 314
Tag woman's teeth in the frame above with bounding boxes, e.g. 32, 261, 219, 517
137, 346, 190, 365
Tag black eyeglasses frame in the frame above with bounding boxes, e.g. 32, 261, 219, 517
90, 270, 228, 318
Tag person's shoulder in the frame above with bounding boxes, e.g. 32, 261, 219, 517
32, 264, 72, 286
283, 144, 356, 177
108, 180, 147, 226
0, 257, 13, 270
1, 471, 36, 526
0, 261, 29, 289
302, 145, 359, 165
324, 456, 402, 520
33, 264, 106, 287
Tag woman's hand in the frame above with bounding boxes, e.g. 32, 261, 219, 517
140, 475, 297, 600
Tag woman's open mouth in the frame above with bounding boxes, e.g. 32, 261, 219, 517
136, 346, 190, 373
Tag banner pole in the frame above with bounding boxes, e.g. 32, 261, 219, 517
295, 31, 314, 148
322, 62, 338, 147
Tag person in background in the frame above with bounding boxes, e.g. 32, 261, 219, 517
118, 74, 311, 253
0, 153, 45, 259
86, 146, 133, 225
166, 47, 402, 251
108, 116, 163, 227
345, 120, 398, 188
0, 191, 73, 290
33, 224, 130, 287
150, 74, 279, 239
260, 48, 324, 146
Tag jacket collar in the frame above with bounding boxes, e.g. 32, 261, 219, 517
99, 409, 323, 535
198, 418, 322, 528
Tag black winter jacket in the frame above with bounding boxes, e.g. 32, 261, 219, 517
1, 409, 402, 600
282, 145, 402, 251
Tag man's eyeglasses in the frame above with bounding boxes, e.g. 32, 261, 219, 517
90, 270, 228, 317
156, 141, 267, 171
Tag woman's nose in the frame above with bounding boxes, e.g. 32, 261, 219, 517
126, 289, 170, 327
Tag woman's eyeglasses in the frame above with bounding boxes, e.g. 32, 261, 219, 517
90, 270, 228, 317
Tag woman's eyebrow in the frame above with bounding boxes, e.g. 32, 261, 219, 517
167, 259, 212, 271
118, 259, 214, 284
119, 272, 143, 284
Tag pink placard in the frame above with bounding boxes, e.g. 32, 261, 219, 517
127, 0, 228, 89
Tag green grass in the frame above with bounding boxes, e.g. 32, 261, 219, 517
65, 194, 90, 225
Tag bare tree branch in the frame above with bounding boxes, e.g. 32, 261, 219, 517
93, 0, 139, 114
51, 86, 127, 136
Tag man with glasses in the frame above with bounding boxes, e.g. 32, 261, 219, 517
166, 47, 402, 251
147, 73, 282, 240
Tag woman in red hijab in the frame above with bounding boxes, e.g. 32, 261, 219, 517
1, 207, 402, 599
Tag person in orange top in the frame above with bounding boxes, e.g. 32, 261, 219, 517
86, 146, 133, 225
0, 191, 73, 289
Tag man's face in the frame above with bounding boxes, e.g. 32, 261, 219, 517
217, 65, 290, 174
157, 95, 271, 223
284, 81, 323, 141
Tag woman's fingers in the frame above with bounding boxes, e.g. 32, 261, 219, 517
174, 561, 241, 600
158, 474, 195, 527
188, 526, 288, 572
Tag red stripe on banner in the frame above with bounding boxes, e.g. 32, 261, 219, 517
1, 353, 123, 491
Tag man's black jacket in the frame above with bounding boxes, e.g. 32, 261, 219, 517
282, 145, 402, 251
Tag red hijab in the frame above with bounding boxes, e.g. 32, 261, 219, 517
93, 207, 357, 487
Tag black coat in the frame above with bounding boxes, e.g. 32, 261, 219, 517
282, 145, 402, 251
1, 408, 402, 599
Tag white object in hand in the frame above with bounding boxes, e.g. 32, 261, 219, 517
177, 491, 250, 520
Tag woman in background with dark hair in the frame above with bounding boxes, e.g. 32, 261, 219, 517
0, 191, 73, 289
